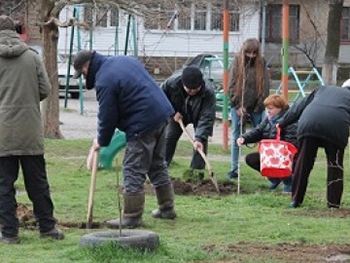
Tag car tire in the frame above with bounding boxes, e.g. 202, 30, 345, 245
70, 92, 80, 99
79, 229, 160, 251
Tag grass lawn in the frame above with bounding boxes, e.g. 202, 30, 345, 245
1, 139, 350, 263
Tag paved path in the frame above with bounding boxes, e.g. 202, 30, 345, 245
59, 90, 231, 146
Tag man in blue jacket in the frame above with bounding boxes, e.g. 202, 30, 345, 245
73, 50, 176, 228
279, 82, 350, 209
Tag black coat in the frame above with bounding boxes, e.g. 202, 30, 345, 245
279, 86, 350, 148
161, 73, 216, 142
242, 111, 298, 147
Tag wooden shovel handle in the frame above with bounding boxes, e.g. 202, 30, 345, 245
86, 149, 99, 228
178, 119, 212, 172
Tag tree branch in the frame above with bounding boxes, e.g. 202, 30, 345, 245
43, 17, 91, 30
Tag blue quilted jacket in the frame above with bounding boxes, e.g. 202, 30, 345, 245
86, 53, 174, 146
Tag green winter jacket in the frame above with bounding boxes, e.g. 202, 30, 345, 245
0, 30, 51, 156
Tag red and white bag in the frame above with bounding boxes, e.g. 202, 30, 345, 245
258, 127, 298, 178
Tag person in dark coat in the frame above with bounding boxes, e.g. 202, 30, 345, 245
73, 50, 176, 228
161, 66, 216, 177
278, 82, 350, 208
237, 94, 297, 193
0, 15, 63, 243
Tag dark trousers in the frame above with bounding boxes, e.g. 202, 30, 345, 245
123, 122, 172, 192
245, 152, 293, 185
292, 137, 344, 208
165, 119, 207, 170
0, 155, 56, 237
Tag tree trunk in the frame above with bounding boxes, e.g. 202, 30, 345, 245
322, 0, 344, 86
41, 0, 63, 139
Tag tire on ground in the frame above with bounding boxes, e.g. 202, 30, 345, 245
80, 229, 160, 251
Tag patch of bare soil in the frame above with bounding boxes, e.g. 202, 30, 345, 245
17, 203, 36, 229
143, 177, 241, 196
171, 177, 236, 196
206, 242, 350, 263
284, 208, 350, 218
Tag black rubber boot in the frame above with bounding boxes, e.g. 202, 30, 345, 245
106, 191, 145, 229
151, 183, 176, 219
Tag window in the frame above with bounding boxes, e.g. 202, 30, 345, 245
143, 4, 176, 30
95, 7, 108, 27
110, 8, 119, 27
143, 3, 240, 32
265, 4, 300, 43
211, 5, 239, 31
341, 7, 350, 42
194, 4, 206, 30
83, 5, 115, 28
144, 6, 175, 30
178, 3, 192, 30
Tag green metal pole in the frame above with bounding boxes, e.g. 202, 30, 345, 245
64, 8, 76, 108
76, 7, 84, 115
124, 14, 131, 55
114, 11, 119, 55
132, 15, 138, 57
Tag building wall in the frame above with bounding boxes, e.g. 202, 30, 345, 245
55, 2, 350, 80
57, 4, 261, 78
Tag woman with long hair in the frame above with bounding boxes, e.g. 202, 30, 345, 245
226, 38, 270, 179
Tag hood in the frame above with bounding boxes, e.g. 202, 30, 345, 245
0, 30, 28, 58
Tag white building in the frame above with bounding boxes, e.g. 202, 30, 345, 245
57, 2, 261, 77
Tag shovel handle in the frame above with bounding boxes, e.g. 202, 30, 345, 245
86, 149, 99, 228
178, 119, 219, 194
178, 119, 212, 171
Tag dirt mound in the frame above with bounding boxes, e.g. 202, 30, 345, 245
217, 242, 350, 263
17, 203, 36, 228
171, 177, 236, 196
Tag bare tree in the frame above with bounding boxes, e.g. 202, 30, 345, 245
291, 1, 326, 68
322, 0, 344, 85
40, 0, 222, 138
39, 0, 181, 138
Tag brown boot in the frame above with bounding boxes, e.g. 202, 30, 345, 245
152, 183, 176, 219
106, 191, 145, 229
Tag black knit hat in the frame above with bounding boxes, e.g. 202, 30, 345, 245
0, 15, 16, 31
73, 50, 94, 79
182, 66, 203, 89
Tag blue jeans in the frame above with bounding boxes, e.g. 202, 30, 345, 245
230, 107, 265, 172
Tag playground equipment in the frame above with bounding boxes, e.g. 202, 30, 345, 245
98, 130, 126, 169
62, 5, 138, 113
276, 67, 325, 103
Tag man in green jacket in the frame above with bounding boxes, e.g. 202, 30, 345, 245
0, 15, 63, 244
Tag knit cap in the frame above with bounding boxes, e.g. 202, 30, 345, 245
182, 66, 203, 89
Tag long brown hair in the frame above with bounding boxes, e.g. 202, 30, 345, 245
234, 38, 266, 99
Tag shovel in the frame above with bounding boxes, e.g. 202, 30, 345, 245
178, 119, 220, 194
86, 149, 99, 229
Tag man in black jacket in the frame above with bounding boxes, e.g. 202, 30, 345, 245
279, 83, 350, 208
161, 66, 216, 177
